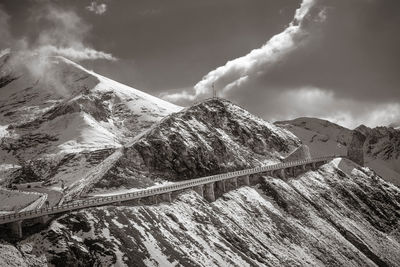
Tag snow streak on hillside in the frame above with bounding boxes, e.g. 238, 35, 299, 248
0, 55, 181, 158
0, 54, 181, 193
1, 159, 399, 266
91, 99, 301, 194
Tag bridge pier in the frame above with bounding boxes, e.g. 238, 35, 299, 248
160, 193, 172, 203
241, 175, 250, 186
40, 215, 50, 224
287, 167, 295, 177
249, 174, 261, 185
225, 177, 237, 191
216, 180, 226, 192
10, 220, 23, 238
297, 166, 304, 176
312, 162, 317, 170
215, 180, 226, 198
231, 177, 238, 188
204, 183, 215, 202
276, 169, 286, 179
193, 185, 204, 197
152, 195, 158, 205
291, 167, 297, 176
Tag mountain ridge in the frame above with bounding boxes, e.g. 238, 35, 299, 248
275, 117, 400, 186
0, 56, 399, 266
90, 98, 302, 194
0, 54, 182, 193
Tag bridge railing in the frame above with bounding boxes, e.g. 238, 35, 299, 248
0, 155, 343, 224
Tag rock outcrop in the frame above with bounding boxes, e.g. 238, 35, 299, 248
348, 130, 366, 166
94, 99, 301, 190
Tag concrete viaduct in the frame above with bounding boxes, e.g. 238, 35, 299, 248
0, 155, 343, 238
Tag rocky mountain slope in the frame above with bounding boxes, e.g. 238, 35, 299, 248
276, 118, 400, 187
90, 99, 301, 193
275, 118, 352, 157
0, 53, 181, 193
356, 125, 400, 185
0, 53, 302, 206
1, 158, 399, 266
1, 54, 399, 267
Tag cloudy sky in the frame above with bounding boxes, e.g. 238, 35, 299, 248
1, 0, 399, 128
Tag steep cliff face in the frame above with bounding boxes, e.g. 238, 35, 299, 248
359, 125, 400, 160
360, 126, 400, 187
93, 99, 301, 191
276, 117, 400, 187
348, 130, 366, 166
1, 158, 399, 266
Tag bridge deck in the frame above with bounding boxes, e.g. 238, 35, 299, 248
0, 156, 339, 225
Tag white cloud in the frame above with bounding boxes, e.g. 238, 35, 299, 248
37, 45, 116, 61
360, 104, 400, 128
162, 0, 321, 102
2, 5, 116, 62
274, 87, 400, 128
0, 4, 116, 96
32, 6, 115, 61
86, 2, 107, 15
160, 0, 400, 128
0, 48, 10, 58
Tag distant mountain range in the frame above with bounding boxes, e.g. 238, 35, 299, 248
275, 117, 400, 186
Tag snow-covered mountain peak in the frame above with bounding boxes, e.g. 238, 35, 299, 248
0, 55, 182, 185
